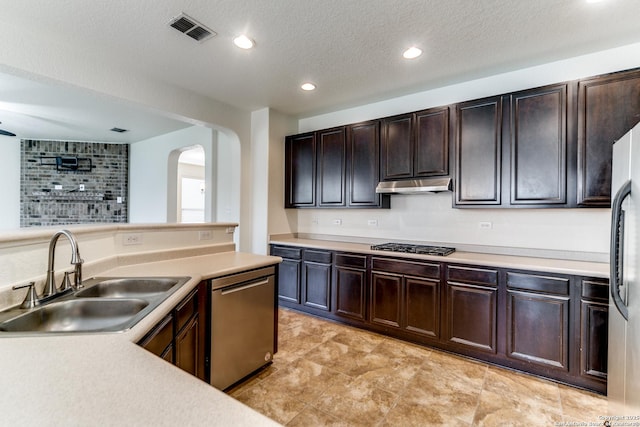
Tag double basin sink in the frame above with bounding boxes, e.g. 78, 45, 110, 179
0, 277, 190, 334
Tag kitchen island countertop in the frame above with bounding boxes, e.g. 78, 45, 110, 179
0, 251, 282, 427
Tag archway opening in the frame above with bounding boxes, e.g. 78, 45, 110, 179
177, 145, 205, 223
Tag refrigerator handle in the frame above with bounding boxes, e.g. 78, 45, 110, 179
610, 179, 631, 321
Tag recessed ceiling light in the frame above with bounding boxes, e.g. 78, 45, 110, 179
301, 83, 316, 91
403, 46, 423, 59
233, 35, 255, 49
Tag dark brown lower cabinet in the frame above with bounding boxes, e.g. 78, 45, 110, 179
333, 253, 367, 322
506, 272, 571, 371
404, 277, 440, 338
271, 244, 608, 393
271, 246, 302, 305
139, 282, 207, 382
370, 257, 441, 340
370, 272, 402, 328
445, 265, 498, 353
301, 249, 332, 312
579, 278, 609, 385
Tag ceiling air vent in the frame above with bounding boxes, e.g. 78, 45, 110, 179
168, 13, 216, 42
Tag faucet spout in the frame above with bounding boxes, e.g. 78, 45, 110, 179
43, 230, 83, 297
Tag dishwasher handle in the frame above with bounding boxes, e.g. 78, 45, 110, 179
220, 279, 270, 295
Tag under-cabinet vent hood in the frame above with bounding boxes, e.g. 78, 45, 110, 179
375, 177, 452, 194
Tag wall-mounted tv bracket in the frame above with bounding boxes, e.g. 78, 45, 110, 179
39, 156, 95, 172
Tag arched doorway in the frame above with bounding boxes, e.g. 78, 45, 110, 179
177, 145, 205, 223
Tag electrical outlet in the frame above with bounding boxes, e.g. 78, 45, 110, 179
198, 230, 213, 240
367, 219, 378, 227
478, 221, 493, 230
123, 233, 143, 245
54, 185, 63, 190
116, 196, 123, 204
332, 219, 342, 226
311, 217, 319, 225
79, 184, 85, 191
226, 227, 235, 234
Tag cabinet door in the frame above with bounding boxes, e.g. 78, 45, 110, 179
277, 258, 301, 304
455, 96, 503, 205
404, 276, 440, 339
175, 314, 200, 378
302, 261, 332, 311
507, 290, 570, 370
370, 272, 402, 329
506, 272, 571, 371
510, 85, 567, 205
445, 265, 498, 353
139, 313, 174, 360
348, 121, 387, 207
317, 127, 347, 207
414, 107, 449, 177
579, 278, 609, 382
577, 68, 640, 206
333, 266, 367, 321
285, 133, 316, 207
445, 282, 498, 353
381, 113, 413, 180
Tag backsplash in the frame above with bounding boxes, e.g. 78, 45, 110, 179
20, 140, 128, 227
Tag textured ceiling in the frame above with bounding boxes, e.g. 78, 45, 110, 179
1, 0, 640, 141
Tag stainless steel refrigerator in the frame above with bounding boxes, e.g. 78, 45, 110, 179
609, 121, 640, 415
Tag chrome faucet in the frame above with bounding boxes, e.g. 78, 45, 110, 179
43, 229, 84, 297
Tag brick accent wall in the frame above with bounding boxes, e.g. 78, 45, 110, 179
20, 140, 129, 227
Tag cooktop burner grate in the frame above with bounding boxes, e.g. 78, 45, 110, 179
370, 243, 456, 256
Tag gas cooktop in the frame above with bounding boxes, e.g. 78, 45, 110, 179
370, 243, 456, 256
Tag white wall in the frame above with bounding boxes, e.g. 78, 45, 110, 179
268, 110, 298, 238
293, 42, 640, 255
0, 135, 20, 230
130, 126, 216, 223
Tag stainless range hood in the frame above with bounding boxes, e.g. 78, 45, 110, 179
375, 177, 452, 194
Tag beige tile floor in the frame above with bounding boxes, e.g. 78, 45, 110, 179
228, 308, 608, 426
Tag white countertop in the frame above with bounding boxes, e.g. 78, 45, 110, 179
0, 251, 282, 427
270, 237, 609, 278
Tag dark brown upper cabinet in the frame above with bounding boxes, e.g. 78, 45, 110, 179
317, 127, 347, 207
577, 68, 640, 206
285, 124, 388, 209
454, 96, 503, 206
381, 107, 450, 181
510, 84, 569, 206
455, 84, 573, 208
285, 132, 316, 208
348, 121, 390, 208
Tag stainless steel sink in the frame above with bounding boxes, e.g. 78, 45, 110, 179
75, 278, 179, 299
0, 298, 149, 333
0, 276, 191, 334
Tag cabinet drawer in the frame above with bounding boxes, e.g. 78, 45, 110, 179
176, 288, 198, 332
271, 246, 302, 260
371, 257, 440, 279
139, 314, 173, 357
507, 272, 569, 295
335, 253, 367, 269
303, 249, 332, 264
447, 265, 498, 287
581, 278, 609, 302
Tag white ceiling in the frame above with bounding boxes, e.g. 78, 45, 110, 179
1, 0, 640, 142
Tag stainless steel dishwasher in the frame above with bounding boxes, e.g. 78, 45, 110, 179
210, 266, 276, 390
